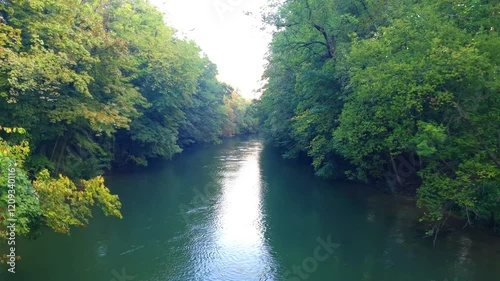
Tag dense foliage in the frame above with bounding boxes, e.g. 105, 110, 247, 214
258, 0, 500, 237
0, 127, 122, 241
0, 0, 254, 242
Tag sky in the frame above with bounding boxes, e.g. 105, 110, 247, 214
149, 0, 271, 99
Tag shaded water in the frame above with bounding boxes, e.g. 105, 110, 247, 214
2, 138, 500, 281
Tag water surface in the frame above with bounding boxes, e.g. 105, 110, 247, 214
2, 138, 500, 281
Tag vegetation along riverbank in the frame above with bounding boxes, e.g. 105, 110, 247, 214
0, 0, 257, 247
0, 0, 499, 253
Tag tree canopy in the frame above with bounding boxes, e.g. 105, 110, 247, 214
257, 0, 500, 237
0, 0, 255, 243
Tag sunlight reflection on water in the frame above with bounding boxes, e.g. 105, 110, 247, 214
190, 141, 277, 281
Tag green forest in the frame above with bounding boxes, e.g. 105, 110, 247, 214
0, 0, 499, 250
0, 0, 257, 242
257, 0, 499, 237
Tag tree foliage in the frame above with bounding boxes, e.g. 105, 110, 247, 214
0, 0, 253, 241
258, 0, 500, 235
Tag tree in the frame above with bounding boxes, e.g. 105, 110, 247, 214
258, 0, 500, 235
0, 0, 254, 242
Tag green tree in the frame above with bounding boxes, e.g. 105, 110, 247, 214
258, 0, 500, 236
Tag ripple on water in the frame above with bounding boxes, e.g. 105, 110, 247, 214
96, 241, 108, 258
120, 245, 145, 256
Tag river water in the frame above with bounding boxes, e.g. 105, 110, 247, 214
2, 138, 500, 281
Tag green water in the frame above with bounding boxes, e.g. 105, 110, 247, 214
2, 138, 500, 281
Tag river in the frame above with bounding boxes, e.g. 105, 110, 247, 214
2, 138, 500, 281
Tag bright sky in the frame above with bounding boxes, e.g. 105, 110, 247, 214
149, 0, 271, 99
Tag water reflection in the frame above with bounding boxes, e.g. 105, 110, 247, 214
191, 141, 276, 280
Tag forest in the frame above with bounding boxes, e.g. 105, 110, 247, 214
0, 0, 499, 250
256, 0, 500, 237
0, 0, 257, 242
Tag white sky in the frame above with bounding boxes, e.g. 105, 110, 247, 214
149, 0, 271, 99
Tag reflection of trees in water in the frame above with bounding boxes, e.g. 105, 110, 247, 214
351, 197, 424, 281
449, 235, 472, 281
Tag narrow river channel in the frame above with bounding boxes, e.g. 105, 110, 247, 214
3, 138, 500, 281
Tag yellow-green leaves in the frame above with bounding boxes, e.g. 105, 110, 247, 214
32, 169, 122, 234
0, 128, 121, 238
409, 122, 446, 157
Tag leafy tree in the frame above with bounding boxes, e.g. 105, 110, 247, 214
0, 126, 41, 240
1, 0, 254, 244
258, 0, 500, 236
